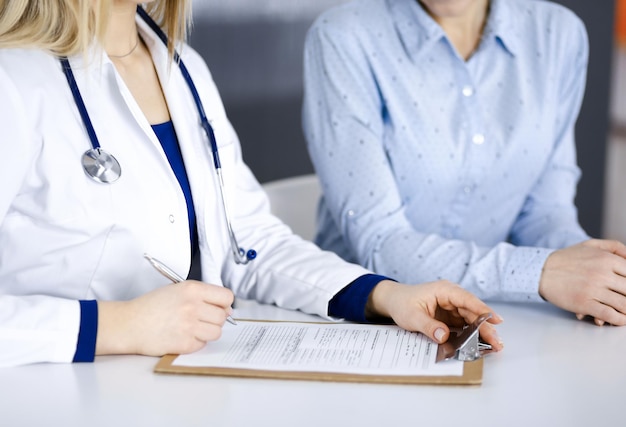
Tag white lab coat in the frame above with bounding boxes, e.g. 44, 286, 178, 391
0, 17, 369, 366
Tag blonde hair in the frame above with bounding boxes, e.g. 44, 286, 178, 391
0, 0, 190, 58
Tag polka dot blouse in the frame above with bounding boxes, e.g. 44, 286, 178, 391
302, 0, 589, 302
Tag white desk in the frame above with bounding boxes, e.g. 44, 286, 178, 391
1, 300, 624, 427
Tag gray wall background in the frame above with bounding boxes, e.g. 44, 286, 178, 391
188, 0, 615, 238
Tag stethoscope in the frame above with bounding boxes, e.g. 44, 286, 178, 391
59, 7, 256, 264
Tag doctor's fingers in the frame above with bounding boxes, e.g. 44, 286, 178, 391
169, 287, 233, 327
172, 325, 224, 355
177, 280, 235, 309
165, 312, 227, 354
195, 302, 233, 328
192, 321, 227, 345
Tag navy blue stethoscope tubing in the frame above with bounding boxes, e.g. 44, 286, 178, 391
59, 6, 256, 264
136, 6, 220, 171
60, 59, 101, 150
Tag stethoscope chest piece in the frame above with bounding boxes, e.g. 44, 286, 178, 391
82, 148, 121, 183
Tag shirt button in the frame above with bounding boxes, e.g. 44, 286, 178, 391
169, 215, 175, 223
472, 134, 485, 145
462, 85, 474, 97
464, 186, 472, 194
347, 210, 356, 217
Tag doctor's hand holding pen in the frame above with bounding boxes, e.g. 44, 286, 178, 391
96, 281, 235, 357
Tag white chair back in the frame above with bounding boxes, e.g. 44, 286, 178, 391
262, 174, 321, 241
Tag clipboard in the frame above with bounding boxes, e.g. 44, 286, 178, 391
155, 354, 483, 385
154, 319, 485, 386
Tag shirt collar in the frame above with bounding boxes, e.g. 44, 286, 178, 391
389, 0, 443, 62
484, 0, 519, 57
389, 0, 518, 61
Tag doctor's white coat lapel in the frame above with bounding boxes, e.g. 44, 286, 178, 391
138, 17, 228, 286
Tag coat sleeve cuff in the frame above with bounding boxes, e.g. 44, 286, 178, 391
72, 300, 98, 363
328, 274, 390, 322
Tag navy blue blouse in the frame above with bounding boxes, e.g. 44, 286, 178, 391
152, 121, 199, 255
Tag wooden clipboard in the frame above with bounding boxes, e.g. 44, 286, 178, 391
155, 354, 483, 385
154, 319, 484, 385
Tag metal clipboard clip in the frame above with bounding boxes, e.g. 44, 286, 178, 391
436, 312, 494, 362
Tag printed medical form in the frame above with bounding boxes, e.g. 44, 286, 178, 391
174, 321, 463, 376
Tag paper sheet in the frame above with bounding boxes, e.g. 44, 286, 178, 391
174, 321, 463, 376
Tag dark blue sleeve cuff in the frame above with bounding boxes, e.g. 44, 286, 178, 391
72, 300, 98, 363
328, 274, 390, 322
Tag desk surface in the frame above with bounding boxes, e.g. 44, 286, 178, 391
1, 299, 624, 427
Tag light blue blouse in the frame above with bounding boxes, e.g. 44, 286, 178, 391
302, 0, 589, 302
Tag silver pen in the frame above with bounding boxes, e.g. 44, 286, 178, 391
144, 253, 237, 326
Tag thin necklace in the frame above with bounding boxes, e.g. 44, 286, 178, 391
107, 36, 140, 59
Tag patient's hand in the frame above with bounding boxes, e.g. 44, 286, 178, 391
539, 239, 626, 326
